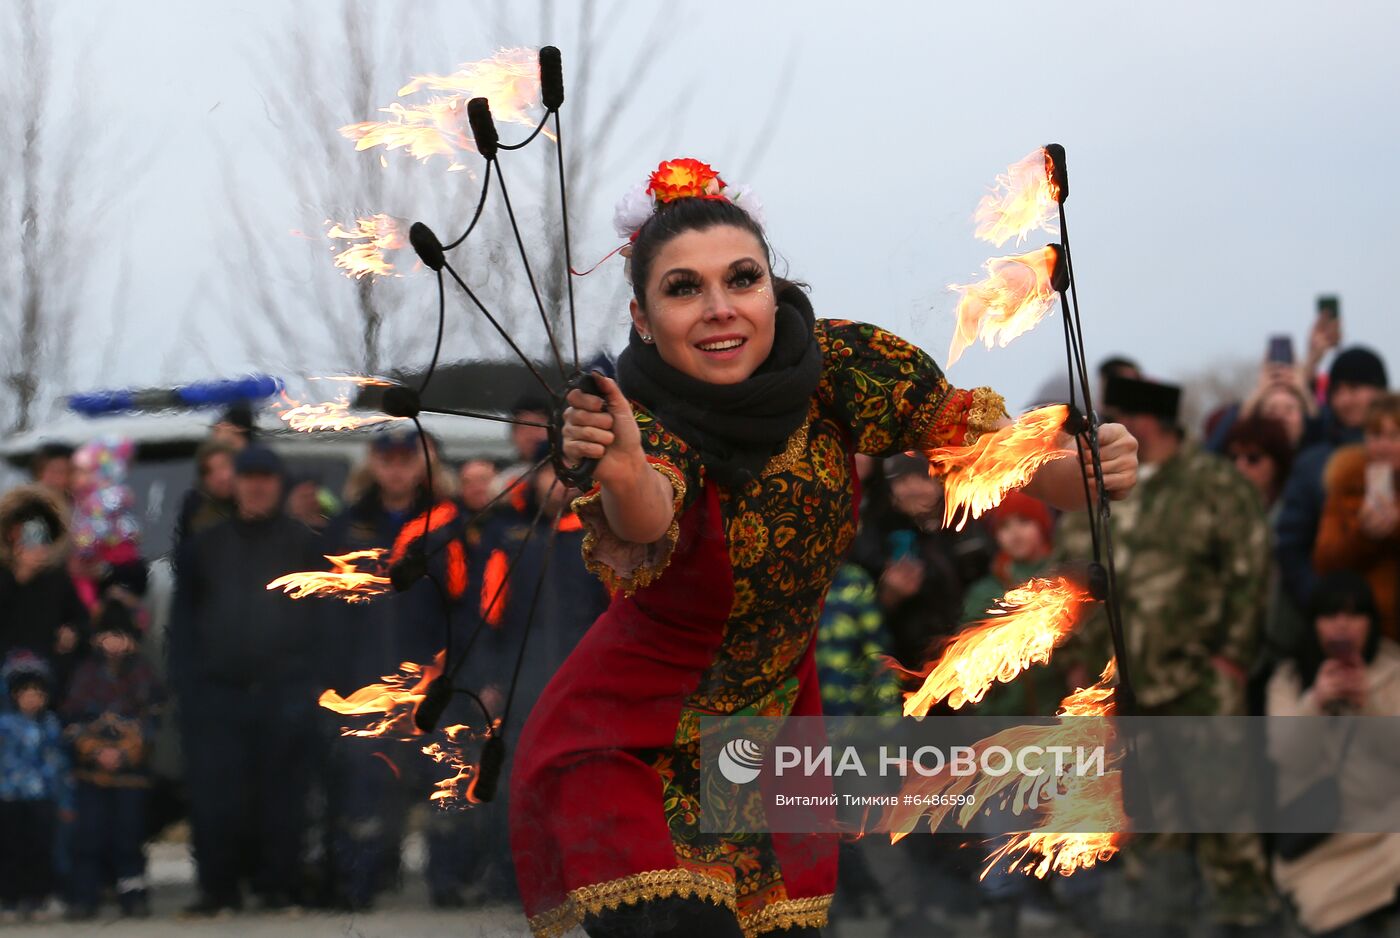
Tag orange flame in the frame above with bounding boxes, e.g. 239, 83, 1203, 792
266, 549, 392, 603
898, 576, 1093, 715
1056, 659, 1119, 716
275, 387, 405, 433
321, 658, 496, 808
885, 660, 1124, 878
983, 660, 1123, 877
318, 651, 445, 739
982, 778, 1123, 879
925, 405, 1072, 530
422, 723, 495, 807
946, 246, 1062, 368
340, 48, 552, 171
974, 147, 1058, 248
325, 214, 411, 280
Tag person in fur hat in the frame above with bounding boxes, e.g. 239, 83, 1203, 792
0, 487, 89, 705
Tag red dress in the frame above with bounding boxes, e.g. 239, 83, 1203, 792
509, 320, 1006, 937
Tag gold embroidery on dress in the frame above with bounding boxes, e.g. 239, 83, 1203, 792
761, 409, 815, 478
739, 894, 833, 937
526, 868, 737, 938
964, 386, 1009, 445
572, 459, 687, 597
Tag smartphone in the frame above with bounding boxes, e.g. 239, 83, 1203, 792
1317, 295, 1340, 321
19, 518, 52, 548
886, 530, 917, 563
1323, 638, 1362, 666
1266, 335, 1295, 365
1365, 462, 1396, 507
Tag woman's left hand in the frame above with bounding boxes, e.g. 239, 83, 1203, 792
1084, 423, 1139, 501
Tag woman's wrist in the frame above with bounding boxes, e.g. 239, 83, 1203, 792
598, 454, 675, 544
596, 451, 653, 496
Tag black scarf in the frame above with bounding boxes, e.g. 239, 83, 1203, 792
616, 283, 822, 489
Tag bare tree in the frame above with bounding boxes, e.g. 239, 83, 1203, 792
0, 0, 134, 433
520, 0, 797, 360
1176, 355, 1259, 438
220, 2, 479, 380
224, 0, 793, 386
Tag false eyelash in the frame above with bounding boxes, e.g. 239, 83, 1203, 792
661, 264, 765, 296
662, 274, 702, 296
728, 263, 765, 287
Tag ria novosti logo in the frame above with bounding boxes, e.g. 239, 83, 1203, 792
718, 738, 765, 784
716, 740, 1107, 785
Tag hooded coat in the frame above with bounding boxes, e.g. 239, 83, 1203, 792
0, 486, 89, 693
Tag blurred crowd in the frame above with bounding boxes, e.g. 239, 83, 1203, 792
0, 304, 1397, 937
0, 398, 602, 924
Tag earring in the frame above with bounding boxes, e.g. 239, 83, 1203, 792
639, 331, 653, 344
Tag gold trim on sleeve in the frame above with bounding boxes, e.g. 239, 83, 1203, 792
571, 458, 688, 598
964, 386, 1009, 445
526, 869, 737, 938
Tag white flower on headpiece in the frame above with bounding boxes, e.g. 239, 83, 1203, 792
612, 183, 655, 240
722, 184, 765, 230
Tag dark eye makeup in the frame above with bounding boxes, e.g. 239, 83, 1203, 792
660, 260, 766, 297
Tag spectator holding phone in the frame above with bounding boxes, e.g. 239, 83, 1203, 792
1209, 336, 1319, 456
880, 453, 992, 668
1276, 347, 1388, 612
1306, 296, 1343, 401
1267, 571, 1400, 937
1314, 394, 1400, 639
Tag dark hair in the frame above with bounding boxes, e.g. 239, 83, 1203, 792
629, 197, 793, 308
1098, 356, 1141, 381
195, 440, 237, 478
218, 402, 256, 436
1224, 415, 1295, 500
95, 600, 138, 638
1293, 570, 1382, 689
30, 441, 75, 478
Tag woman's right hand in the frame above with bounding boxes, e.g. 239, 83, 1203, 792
562, 374, 645, 488
1360, 497, 1400, 540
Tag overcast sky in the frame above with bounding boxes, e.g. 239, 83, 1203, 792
39, 0, 1400, 428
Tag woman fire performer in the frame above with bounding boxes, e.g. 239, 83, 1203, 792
509, 158, 1139, 938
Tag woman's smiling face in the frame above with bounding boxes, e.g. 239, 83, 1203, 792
630, 225, 777, 385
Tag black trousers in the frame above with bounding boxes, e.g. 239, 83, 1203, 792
71, 783, 148, 904
180, 683, 315, 902
0, 799, 56, 905
582, 896, 822, 938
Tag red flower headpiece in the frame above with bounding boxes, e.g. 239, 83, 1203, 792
612, 156, 764, 243
647, 158, 726, 203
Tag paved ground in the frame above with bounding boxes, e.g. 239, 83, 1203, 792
0, 895, 1041, 938
3, 897, 531, 938
0, 838, 1333, 938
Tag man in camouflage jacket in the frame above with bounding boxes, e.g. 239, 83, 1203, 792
1056, 376, 1276, 936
